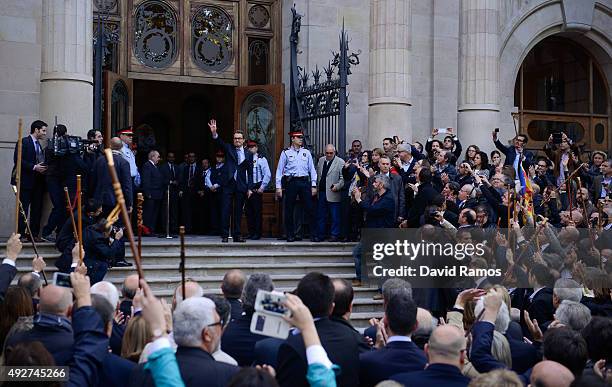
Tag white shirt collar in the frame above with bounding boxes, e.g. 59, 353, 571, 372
387, 335, 412, 343
530, 287, 545, 301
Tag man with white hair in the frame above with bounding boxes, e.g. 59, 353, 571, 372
130, 297, 238, 387
552, 278, 583, 308
91, 281, 120, 310
315, 144, 345, 242
553, 300, 591, 331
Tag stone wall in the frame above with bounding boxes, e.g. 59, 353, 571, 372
0, 0, 44, 238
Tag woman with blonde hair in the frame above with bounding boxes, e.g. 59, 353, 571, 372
121, 314, 152, 362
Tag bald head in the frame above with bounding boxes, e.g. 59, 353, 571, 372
122, 274, 139, 300
425, 325, 466, 367
39, 285, 73, 316
221, 270, 246, 299
414, 307, 436, 336
530, 360, 574, 387
174, 281, 204, 308
110, 137, 123, 150
325, 144, 336, 160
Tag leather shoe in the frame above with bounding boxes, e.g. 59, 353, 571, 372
328, 236, 340, 242
286, 237, 295, 242
372, 293, 383, 300
251, 235, 261, 240
311, 237, 321, 242
294, 237, 303, 241
234, 237, 246, 243
351, 279, 362, 287
114, 260, 132, 267
221, 237, 229, 243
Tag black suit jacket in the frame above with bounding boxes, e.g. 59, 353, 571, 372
180, 164, 203, 193
0, 263, 17, 302
12, 135, 41, 189
141, 161, 163, 200
406, 182, 438, 227
391, 363, 470, 387
129, 346, 238, 387
495, 140, 535, 167
91, 152, 133, 208
159, 162, 181, 188
227, 298, 243, 322
359, 190, 396, 228
99, 352, 135, 387
213, 136, 253, 192
359, 340, 427, 387
221, 312, 268, 366
277, 317, 363, 387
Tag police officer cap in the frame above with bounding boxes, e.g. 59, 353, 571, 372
215, 150, 225, 157
289, 130, 304, 137
247, 139, 258, 147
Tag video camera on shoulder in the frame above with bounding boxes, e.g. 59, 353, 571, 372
52, 124, 98, 156
250, 290, 292, 339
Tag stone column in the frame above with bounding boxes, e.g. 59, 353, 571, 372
457, 0, 500, 149
40, 0, 93, 137
368, 0, 411, 146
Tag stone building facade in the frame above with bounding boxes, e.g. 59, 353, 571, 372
0, 0, 611, 237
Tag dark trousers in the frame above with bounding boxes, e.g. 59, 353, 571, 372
43, 177, 73, 237
18, 177, 45, 237
181, 191, 197, 233
85, 259, 108, 285
284, 178, 314, 239
143, 197, 161, 233
210, 191, 223, 235
317, 193, 340, 238
221, 181, 246, 238
339, 193, 351, 240
196, 191, 212, 234
246, 189, 263, 237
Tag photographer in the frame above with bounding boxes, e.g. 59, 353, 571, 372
41, 124, 88, 242
83, 219, 126, 284
83, 129, 104, 193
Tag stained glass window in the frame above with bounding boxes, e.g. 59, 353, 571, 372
133, 0, 178, 69
192, 6, 233, 72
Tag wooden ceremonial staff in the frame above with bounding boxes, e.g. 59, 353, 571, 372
137, 193, 144, 259
64, 187, 78, 239
11, 185, 48, 285
15, 118, 23, 234
179, 226, 186, 301
76, 175, 84, 266
104, 149, 144, 279
576, 177, 596, 249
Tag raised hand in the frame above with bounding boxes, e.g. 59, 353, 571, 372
208, 119, 218, 135
6, 233, 22, 262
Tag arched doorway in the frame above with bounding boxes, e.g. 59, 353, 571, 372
514, 36, 609, 154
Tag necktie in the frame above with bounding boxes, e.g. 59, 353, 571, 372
35, 140, 42, 162
170, 164, 175, 179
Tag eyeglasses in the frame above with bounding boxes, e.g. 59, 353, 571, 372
537, 164, 547, 168
293, 136, 304, 139
233, 137, 243, 140
207, 321, 223, 328
325, 152, 335, 155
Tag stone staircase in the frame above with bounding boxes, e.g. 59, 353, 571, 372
8, 237, 383, 328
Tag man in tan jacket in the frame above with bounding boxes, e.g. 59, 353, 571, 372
315, 144, 345, 241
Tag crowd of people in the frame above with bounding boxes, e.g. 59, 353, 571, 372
8, 118, 612, 386
0, 234, 611, 386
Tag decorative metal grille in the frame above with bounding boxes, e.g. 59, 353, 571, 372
192, 6, 233, 72
248, 5, 270, 28
111, 80, 129, 136
289, 6, 360, 158
133, 0, 178, 69
241, 92, 276, 184
248, 39, 269, 85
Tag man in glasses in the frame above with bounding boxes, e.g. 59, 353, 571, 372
492, 129, 535, 173
275, 130, 317, 242
209, 119, 254, 243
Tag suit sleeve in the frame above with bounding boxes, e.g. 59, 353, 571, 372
411, 145, 426, 161
276, 342, 307, 387
335, 160, 345, 190
0, 263, 18, 302
494, 139, 510, 156
120, 161, 133, 209
247, 155, 254, 190
470, 321, 507, 373
453, 138, 463, 160
14, 139, 35, 172
141, 164, 151, 197
67, 306, 110, 387
397, 177, 405, 218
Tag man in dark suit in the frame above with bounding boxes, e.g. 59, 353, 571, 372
375, 155, 405, 223
276, 272, 364, 387
406, 168, 439, 227
221, 273, 273, 366
141, 150, 163, 235
493, 130, 534, 168
179, 152, 202, 234
353, 174, 396, 229
91, 137, 133, 218
208, 119, 253, 242
208, 152, 228, 236
391, 325, 470, 387
591, 159, 611, 201
159, 152, 180, 235
360, 293, 426, 386
12, 120, 47, 241
129, 297, 238, 387
0, 233, 21, 302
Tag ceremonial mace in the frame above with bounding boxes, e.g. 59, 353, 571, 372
165, 185, 172, 239
104, 149, 144, 279
76, 175, 84, 266
11, 186, 48, 285
64, 187, 78, 240
179, 226, 186, 301
137, 193, 143, 259
14, 118, 23, 234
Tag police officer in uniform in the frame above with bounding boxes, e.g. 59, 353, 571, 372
246, 140, 271, 240
275, 130, 318, 242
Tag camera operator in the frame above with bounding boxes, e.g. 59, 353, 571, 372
41, 124, 89, 242
83, 219, 127, 285
83, 129, 103, 192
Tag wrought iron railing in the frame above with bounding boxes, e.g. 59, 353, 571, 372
289, 6, 360, 159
